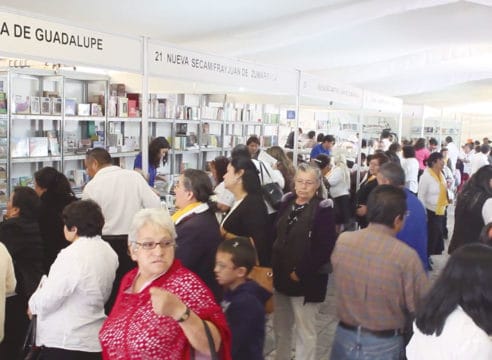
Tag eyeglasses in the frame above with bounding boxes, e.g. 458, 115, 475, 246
215, 262, 237, 271
134, 240, 175, 250
295, 179, 317, 186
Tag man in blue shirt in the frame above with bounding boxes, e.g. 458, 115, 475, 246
377, 162, 430, 271
310, 134, 335, 159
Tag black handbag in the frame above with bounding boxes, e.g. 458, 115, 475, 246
259, 161, 283, 210
21, 315, 42, 360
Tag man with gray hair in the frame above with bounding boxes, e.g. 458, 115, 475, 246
377, 162, 430, 271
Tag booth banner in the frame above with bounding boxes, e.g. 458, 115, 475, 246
148, 41, 298, 94
363, 90, 403, 114
0, 10, 142, 73
300, 73, 363, 108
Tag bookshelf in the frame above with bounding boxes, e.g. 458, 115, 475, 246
0, 68, 148, 206
147, 93, 281, 177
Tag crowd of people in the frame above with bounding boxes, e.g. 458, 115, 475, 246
0, 131, 491, 360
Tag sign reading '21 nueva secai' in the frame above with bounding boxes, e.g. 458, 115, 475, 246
0, 10, 142, 73
148, 41, 298, 95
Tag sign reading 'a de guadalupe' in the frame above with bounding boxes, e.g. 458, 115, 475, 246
148, 41, 298, 95
0, 10, 142, 73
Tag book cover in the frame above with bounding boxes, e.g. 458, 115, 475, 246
0, 92, 6, 114
128, 99, 138, 117
52, 98, 62, 115
65, 99, 76, 116
30, 96, 41, 114
29, 137, 49, 157
91, 103, 103, 117
40, 97, 51, 115
48, 137, 60, 156
108, 96, 117, 117
0, 138, 7, 159
0, 121, 6, 137
11, 137, 29, 157
19, 176, 33, 187
117, 97, 128, 117
127, 93, 140, 110
77, 103, 91, 116
176, 123, 187, 136
14, 95, 30, 114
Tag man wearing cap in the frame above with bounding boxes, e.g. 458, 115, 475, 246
330, 185, 429, 359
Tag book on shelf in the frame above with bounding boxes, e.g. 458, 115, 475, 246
108, 96, 117, 117
0, 138, 7, 159
19, 176, 33, 187
11, 137, 29, 157
128, 99, 138, 117
40, 97, 51, 115
91, 103, 103, 117
29, 137, 49, 157
14, 95, 30, 114
52, 98, 62, 115
117, 97, 128, 117
30, 97, 41, 114
110, 83, 126, 97
77, 104, 91, 116
0, 121, 6, 137
65, 99, 76, 116
176, 123, 188, 136
124, 136, 139, 151
127, 93, 140, 111
0, 92, 6, 114
64, 131, 78, 154
48, 137, 60, 156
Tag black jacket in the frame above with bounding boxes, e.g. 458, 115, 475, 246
222, 194, 270, 266
175, 207, 222, 300
272, 193, 337, 303
38, 191, 77, 272
0, 217, 44, 300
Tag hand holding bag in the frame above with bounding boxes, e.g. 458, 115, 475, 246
21, 315, 42, 360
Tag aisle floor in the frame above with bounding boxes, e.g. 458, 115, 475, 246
264, 206, 453, 359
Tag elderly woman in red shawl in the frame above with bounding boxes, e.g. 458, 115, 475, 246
99, 208, 231, 359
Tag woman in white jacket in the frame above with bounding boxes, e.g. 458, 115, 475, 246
407, 243, 492, 360
326, 153, 352, 232
29, 200, 118, 359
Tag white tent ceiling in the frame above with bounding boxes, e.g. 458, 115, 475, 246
2, 0, 492, 111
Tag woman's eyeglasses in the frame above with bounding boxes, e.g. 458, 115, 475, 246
135, 240, 175, 250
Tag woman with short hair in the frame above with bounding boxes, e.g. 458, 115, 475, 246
401, 145, 419, 195
99, 208, 231, 359
172, 169, 222, 299
29, 200, 118, 359
407, 244, 492, 359
418, 152, 449, 257
272, 163, 337, 360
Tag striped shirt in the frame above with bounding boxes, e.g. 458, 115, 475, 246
331, 223, 429, 331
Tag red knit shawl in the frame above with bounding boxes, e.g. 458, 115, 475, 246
99, 260, 231, 359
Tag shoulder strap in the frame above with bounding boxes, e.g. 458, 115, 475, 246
259, 160, 272, 181
203, 320, 219, 360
